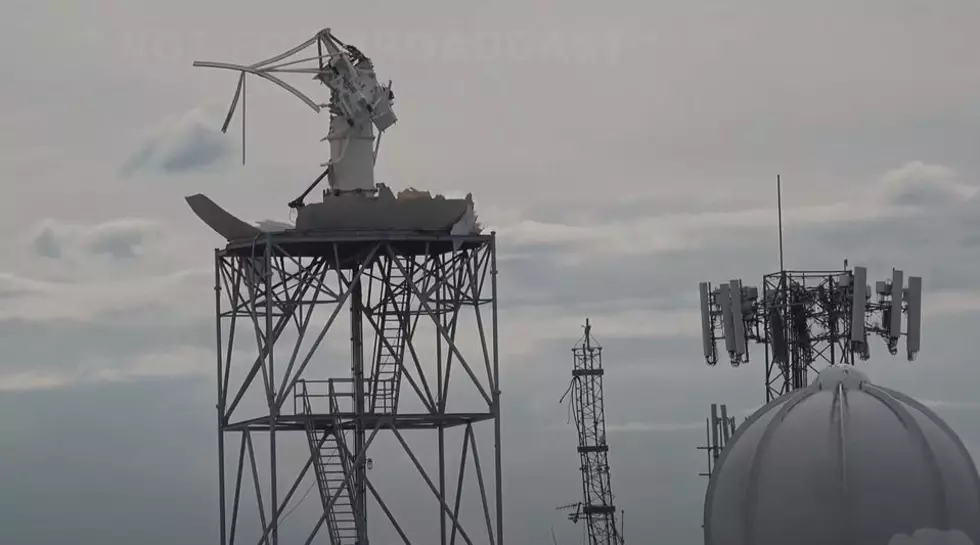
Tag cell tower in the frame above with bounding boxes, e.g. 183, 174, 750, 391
695, 177, 923, 404
696, 403, 737, 479
697, 265, 923, 402
558, 320, 625, 545
188, 28, 502, 545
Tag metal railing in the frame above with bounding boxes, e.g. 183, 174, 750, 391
293, 378, 372, 415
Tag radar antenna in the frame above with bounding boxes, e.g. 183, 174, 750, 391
193, 28, 397, 207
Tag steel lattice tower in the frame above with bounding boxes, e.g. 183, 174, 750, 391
211, 231, 503, 545
562, 320, 623, 545
759, 270, 853, 401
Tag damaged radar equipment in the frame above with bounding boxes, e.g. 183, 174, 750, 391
186, 27, 479, 239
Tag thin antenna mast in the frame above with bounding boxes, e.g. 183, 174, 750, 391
777, 174, 784, 272
697, 403, 737, 478
241, 75, 246, 165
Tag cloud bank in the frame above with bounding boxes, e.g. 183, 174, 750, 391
121, 106, 235, 175
32, 217, 163, 260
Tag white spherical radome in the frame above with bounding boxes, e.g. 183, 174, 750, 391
704, 365, 980, 545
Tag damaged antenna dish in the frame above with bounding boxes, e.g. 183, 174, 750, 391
194, 28, 396, 194
187, 27, 479, 240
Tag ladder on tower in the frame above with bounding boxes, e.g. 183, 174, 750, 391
370, 260, 411, 414
301, 382, 359, 545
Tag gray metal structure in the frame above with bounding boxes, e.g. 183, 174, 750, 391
193, 28, 396, 193
558, 321, 624, 545
697, 403, 738, 479
190, 25, 503, 545
190, 27, 478, 240
698, 265, 923, 403
704, 366, 980, 545
210, 231, 503, 545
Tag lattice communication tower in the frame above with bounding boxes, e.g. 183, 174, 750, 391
558, 320, 624, 545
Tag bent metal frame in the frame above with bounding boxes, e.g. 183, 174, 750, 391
211, 231, 502, 545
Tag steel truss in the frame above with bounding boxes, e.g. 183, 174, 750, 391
759, 270, 851, 402
212, 232, 502, 545
562, 321, 623, 545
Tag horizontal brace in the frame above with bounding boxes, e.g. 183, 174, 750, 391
222, 412, 496, 432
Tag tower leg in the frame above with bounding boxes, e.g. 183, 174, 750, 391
351, 280, 368, 544
491, 238, 504, 545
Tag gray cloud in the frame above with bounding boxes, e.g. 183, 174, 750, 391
32, 226, 62, 258
82, 220, 156, 258
31, 218, 163, 261
877, 160, 977, 208
121, 106, 234, 176
0, 273, 48, 300
0, 309, 214, 391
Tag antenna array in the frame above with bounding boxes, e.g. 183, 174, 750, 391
698, 266, 923, 402
697, 403, 738, 478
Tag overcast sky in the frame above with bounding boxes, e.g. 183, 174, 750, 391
3, 1, 980, 544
